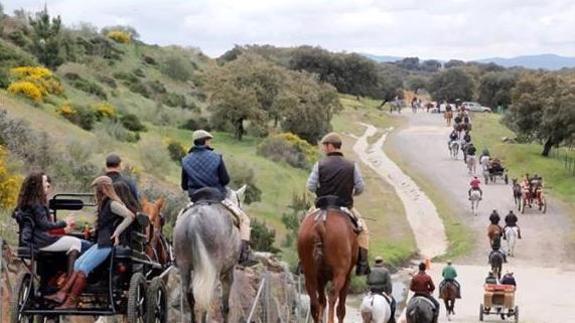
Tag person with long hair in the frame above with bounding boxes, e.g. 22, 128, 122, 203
46, 176, 135, 308
13, 172, 83, 279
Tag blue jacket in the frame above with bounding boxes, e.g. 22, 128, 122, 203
181, 145, 230, 197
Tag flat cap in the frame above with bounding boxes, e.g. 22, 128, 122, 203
321, 132, 342, 145
192, 130, 214, 141
374, 256, 383, 263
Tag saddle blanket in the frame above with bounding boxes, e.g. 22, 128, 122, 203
178, 200, 241, 227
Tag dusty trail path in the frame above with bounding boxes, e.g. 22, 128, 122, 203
383, 112, 575, 322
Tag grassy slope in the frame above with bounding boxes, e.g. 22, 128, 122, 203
333, 95, 417, 267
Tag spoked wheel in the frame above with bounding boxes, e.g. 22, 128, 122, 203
10, 272, 34, 323
145, 277, 167, 323
127, 273, 147, 323
479, 304, 484, 321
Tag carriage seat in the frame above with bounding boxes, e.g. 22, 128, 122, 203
190, 187, 225, 204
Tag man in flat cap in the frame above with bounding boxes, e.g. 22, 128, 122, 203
367, 256, 396, 323
105, 153, 139, 201
306, 132, 370, 275
181, 130, 256, 266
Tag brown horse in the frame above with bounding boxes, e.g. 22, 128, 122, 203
298, 207, 358, 323
487, 224, 502, 248
141, 197, 171, 267
439, 281, 458, 320
444, 111, 454, 127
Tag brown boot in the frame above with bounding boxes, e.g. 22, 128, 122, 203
55, 272, 87, 310
45, 271, 79, 304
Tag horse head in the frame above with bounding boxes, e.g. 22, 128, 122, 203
226, 185, 247, 209
141, 196, 165, 229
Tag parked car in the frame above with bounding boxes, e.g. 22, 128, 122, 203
462, 101, 492, 112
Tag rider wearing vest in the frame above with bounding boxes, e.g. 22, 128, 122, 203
440, 260, 461, 298
366, 256, 396, 323
468, 176, 483, 199
504, 210, 522, 239
489, 209, 500, 225
180, 130, 256, 267
501, 271, 516, 287
410, 262, 439, 323
306, 132, 370, 275
485, 271, 498, 285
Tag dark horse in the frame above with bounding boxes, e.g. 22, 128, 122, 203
440, 281, 458, 320
406, 297, 435, 323
298, 199, 358, 323
489, 251, 504, 280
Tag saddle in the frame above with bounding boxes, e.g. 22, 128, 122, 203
312, 195, 361, 232
182, 188, 240, 227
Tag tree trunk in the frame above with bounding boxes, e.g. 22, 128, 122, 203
542, 137, 554, 157
236, 118, 244, 141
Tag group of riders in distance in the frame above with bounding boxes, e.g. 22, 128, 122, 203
10, 98, 545, 322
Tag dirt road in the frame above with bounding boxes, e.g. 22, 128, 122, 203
384, 112, 575, 322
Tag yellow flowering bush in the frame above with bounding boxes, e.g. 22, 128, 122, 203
107, 31, 131, 44
7, 81, 43, 102
57, 102, 77, 119
94, 102, 117, 120
257, 132, 319, 169
0, 147, 21, 209
8, 66, 64, 101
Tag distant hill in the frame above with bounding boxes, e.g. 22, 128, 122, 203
476, 54, 575, 70
362, 54, 403, 63
363, 53, 575, 70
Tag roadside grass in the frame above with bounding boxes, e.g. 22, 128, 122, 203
471, 113, 575, 206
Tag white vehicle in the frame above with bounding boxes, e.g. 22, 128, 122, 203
462, 101, 492, 112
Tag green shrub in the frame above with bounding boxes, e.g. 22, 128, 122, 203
133, 68, 145, 78
120, 113, 146, 132
65, 74, 107, 99
166, 140, 186, 163
257, 133, 318, 169
57, 104, 97, 130
162, 92, 186, 108
98, 75, 117, 88
226, 159, 262, 205
160, 55, 194, 82
251, 219, 280, 253
143, 56, 157, 65
99, 120, 140, 142
147, 80, 167, 95
179, 117, 211, 131
139, 139, 172, 178
128, 82, 150, 98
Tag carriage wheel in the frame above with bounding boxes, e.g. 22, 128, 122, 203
479, 304, 484, 321
145, 277, 167, 323
127, 273, 147, 323
514, 306, 519, 323
10, 272, 34, 323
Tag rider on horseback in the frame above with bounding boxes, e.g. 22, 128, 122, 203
468, 176, 483, 200
440, 260, 461, 298
410, 262, 440, 323
180, 130, 257, 266
463, 131, 471, 144
367, 256, 396, 323
489, 209, 501, 225
504, 210, 522, 239
489, 244, 507, 263
306, 132, 370, 275
448, 130, 458, 149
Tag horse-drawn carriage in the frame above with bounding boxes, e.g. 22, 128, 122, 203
479, 284, 519, 322
481, 158, 508, 184
10, 193, 171, 323
520, 178, 547, 214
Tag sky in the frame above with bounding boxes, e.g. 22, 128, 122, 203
4, 0, 575, 60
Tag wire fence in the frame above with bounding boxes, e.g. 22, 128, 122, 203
549, 146, 575, 176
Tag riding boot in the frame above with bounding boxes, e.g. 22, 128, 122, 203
355, 248, 370, 276
238, 240, 258, 267
45, 271, 79, 304
55, 272, 87, 310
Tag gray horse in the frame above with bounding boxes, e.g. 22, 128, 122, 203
173, 186, 246, 323
406, 297, 435, 323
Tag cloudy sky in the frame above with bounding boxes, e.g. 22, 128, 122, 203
4, 0, 575, 60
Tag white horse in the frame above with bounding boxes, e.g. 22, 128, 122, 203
470, 190, 481, 216
449, 140, 460, 160
505, 226, 518, 257
467, 155, 477, 174
360, 293, 392, 323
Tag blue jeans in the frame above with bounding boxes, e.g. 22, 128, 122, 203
74, 245, 112, 276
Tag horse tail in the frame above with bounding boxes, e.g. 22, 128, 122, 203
313, 219, 326, 265
191, 229, 218, 312
361, 310, 373, 323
